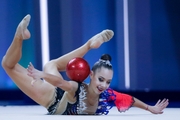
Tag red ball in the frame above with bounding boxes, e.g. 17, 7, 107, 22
66, 57, 90, 82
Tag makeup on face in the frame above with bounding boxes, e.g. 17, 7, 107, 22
93, 68, 113, 93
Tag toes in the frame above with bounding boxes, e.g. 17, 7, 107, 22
89, 29, 114, 49
100, 29, 114, 42
23, 14, 31, 28
20, 14, 31, 39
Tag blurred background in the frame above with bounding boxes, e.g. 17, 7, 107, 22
0, 0, 180, 107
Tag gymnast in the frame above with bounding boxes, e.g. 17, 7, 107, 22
1, 14, 169, 115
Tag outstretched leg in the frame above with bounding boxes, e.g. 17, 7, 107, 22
1, 15, 55, 108
44, 29, 114, 76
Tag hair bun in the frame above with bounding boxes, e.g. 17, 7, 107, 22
100, 54, 112, 62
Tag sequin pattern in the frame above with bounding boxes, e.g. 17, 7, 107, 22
76, 84, 87, 114
95, 88, 116, 115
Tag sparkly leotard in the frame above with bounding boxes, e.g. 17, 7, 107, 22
47, 82, 134, 115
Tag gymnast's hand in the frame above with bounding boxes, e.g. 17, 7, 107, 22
27, 62, 44, 85
148, 98, 169, 114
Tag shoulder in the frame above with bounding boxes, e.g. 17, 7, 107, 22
66, 81, 78, 96
68, 81, 78, 90
67, 81, 88, 94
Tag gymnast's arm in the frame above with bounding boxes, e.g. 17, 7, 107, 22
27, 62, 76, 92
132, 97, 169, 114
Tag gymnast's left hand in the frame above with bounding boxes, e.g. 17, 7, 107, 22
148, 98, 169, 114
27, 62, 44, 80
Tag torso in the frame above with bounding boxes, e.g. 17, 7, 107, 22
49, 82, 99, 115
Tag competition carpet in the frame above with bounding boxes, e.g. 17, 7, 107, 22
0, 105, 179, 120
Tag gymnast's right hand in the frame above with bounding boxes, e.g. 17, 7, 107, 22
27, 62, 44, 80
148, 98, 169, 114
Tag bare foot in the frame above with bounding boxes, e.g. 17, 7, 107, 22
89, 29, 114, 49
15, 14, 31, 40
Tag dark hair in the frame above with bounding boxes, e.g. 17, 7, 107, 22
91, 54, 113, 73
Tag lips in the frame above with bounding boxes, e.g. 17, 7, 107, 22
97, 86, 103, 92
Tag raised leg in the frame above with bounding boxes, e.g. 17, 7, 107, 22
3, 14, 31, 69
44, 29, 114, 76
1, 14, 54, 108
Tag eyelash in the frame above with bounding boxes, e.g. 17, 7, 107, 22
98, 78, 103, 82
98, 78, 111, 84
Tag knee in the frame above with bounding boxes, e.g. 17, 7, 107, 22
1, 56, 15, 70
1, 56, 9, 70
43, 60, 57, 72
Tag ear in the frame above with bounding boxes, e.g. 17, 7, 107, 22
89, 70, 94, 79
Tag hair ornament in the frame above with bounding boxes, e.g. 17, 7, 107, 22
98, 59, 112, 66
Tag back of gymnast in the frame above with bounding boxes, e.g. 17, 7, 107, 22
1, 14, 169, 115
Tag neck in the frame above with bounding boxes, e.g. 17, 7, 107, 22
87, 83, 99, 99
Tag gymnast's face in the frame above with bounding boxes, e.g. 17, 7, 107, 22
90, 67, 113, 94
